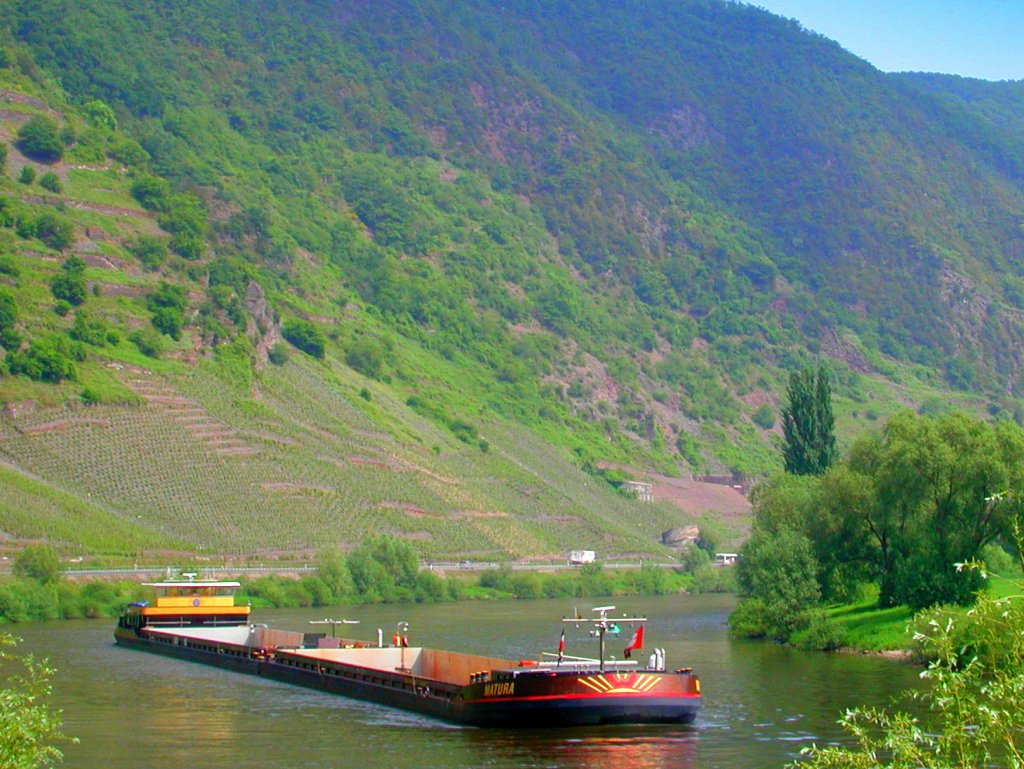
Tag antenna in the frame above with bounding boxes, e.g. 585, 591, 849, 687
562, 606, 647, 671
308, 619, 360, 639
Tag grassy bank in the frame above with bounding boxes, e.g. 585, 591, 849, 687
786, 575, 1021, 655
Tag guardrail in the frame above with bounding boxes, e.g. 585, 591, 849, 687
51, 561, 682, 578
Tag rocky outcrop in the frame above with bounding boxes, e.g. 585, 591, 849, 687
661, 525, 700, 548
245, 280, 280, 366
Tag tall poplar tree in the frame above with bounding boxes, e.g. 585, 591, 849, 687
781, 366, 836, 475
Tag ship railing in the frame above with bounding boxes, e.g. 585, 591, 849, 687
536, 654, 638, 671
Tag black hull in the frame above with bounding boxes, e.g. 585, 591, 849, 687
455, 697, 699, 727
115, 630, 456, 721
114, 628, 701, 728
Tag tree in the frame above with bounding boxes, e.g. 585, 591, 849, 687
849, 411, 1024, 608
781, 365, 836, 475
732, 526, 820, 641
0, 634, 72, 768
315, 547, 354, 602
17, 115, 63, 161
12, 545, 62, 585
346, 536, 419, 602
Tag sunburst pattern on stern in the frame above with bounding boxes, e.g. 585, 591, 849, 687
576, 672, 662, 694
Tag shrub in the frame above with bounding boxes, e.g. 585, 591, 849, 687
109, 137, 148, 166
691, 563, 737, 593
0, 253, 20, 277
413, 572, 449, 603
450, 419, 479, 444
38, 171, 62, 193
282, 318, 325, 358
678, 545, 710, 573
169, 230, 205, 260
982, 543, 1017, 576
345, 337, 385, 378
83, 99, 117, 131
0, 327, 22, 351
629, 563, 672, 595
510, 573, 543, 599
49, 255, 87, 304
127, 235, 168, 270
78, 582, 120, 618
150, 306, 184, 339
752, 403, 774, 429
17, 165, 35, 185
36, 212, 75, 251
0, 286, 17, 331
267, 342, 289, 366
69, 310, 111, 346
17, 115, 63, 160
147, 282, 188, 339
0, 579, 60, 622
791, 614, 850, 651
130, 174, 171, 211
80, 387, 101, 405
129, 327, 164, 358
12, 544, 62, 584
7, 334, 80, 382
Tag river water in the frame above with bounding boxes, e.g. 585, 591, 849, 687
15, 594, 923, 769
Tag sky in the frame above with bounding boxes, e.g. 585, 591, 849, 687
749, 1, 1024, 81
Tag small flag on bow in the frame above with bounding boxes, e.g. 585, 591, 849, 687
557, 628, 566, 662
623, 625, 644, 658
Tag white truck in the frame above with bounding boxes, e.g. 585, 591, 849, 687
568, 549, 596, 565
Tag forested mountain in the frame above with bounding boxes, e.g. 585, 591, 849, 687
0, 0, 1022, 559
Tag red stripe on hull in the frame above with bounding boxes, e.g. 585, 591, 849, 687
464, 690, 702, 704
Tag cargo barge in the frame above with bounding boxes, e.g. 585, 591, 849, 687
115, 577, 701, 728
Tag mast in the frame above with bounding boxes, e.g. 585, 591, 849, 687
562, 606, 646, 671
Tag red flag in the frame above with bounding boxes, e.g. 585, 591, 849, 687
623, 625, 644, 658
557, 629, 566, 662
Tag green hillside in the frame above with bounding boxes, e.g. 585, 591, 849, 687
0, 0, 1021, 560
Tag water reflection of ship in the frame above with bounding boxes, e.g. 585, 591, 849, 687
462, 729, 699, 769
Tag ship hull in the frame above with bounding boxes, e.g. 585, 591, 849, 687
114, 626, 700, 728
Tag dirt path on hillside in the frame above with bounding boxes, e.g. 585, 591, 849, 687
648, 473, 751, 519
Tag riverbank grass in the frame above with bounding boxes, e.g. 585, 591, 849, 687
825, 599, 915, 652
796, 575, 1022, 654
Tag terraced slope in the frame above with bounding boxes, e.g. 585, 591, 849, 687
1, 360, 714, 558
